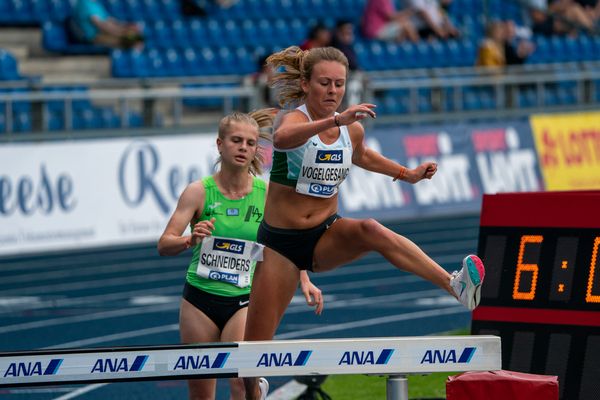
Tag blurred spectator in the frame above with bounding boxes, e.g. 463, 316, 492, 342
331, 20, 360, 71
549, 0, 596, 32
575, 0, 600, 20
504, 20, 535, 65
362, 0, 420, 42
250, 55, 278, 108
530, 0, 596, 36
406, 0, 460, 40
476, 20, 506, 67
300, 23, 332, 50
69, 0, 143, 48
181, 0, 239, 17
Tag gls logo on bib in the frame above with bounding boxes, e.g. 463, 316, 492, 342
316, 150, 343, 163
213, 238, 245, 254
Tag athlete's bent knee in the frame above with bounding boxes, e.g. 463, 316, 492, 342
357, 218, 385, 240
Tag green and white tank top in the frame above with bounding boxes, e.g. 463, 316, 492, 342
185, 175, 266, 297
269, 104, 353, 198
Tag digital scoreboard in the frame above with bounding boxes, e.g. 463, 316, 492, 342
472, 191, 600, 400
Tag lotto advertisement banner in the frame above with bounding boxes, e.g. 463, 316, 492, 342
0, 120, 542, 256
530, 111, 600, 191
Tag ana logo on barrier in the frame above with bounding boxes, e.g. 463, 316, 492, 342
173, 352, 230, 370
256, 350, 312, 368
420, 347, 476, 364
91, 355, 148, 373
3, 359, 63, 377
213, 239, 245, 254
316, 150, 343, 163
338, 349, 394, 366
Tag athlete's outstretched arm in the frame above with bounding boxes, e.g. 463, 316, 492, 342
273, 104, 376, 149
157, 182, 213, 256
350, 124, 437, 183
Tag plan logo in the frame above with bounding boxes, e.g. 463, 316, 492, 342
338, 349, 394, 366
316, 150, 343, 163
173, 352, 230, 370
420, 347, 476, 364
91, 355, 148, 373
256, 350, 312, 368
213, 238, 245, 254
308, 183, 336, 196
208, 271, 239, 285
3, 359, 63, 377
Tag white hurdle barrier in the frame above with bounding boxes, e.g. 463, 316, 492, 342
0, 336, 501, 400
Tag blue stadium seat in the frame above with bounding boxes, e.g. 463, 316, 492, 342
171, 19, 190, 47
256, 19, 275, 47
188, 19, 207, 44
206, 19, 223, 46
147, 48, 166, 77
367, 41, 386, 70
130, 49, 150, 77
105, 0, 127, 20
42, 21, 69, 54
164, 47, 184, 76
272, 19, 292, 47
160, 0, 181, 20
414, 42, 433, 69
182, 47, 200, 75
578, 35, 594, 61
151, 20, 172, 48
428, 40, 448, 68
383, 43, 401, 70
198, 47, 218, 75
141, 0, 162, 21
289, 18, 307, 45
234, 46, 257, 75
240, 20, 257, 47
0, 50, 21, 81
222, 20, 242, 46
217, 46, 236, 74
49, 0, 71, 21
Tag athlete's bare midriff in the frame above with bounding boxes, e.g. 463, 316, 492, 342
264, 181, 338, 229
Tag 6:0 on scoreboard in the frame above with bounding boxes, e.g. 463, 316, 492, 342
471, 191, 600, 400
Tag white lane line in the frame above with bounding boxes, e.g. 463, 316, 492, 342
51, 383, 109, 400
0, 285, 183, 315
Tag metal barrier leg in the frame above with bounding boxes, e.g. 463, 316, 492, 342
386, 375, 409, 400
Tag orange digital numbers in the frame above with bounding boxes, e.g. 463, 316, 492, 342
513, 235, 543, 301
586, 237, 600, 303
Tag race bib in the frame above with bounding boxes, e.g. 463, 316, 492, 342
296, 145, 351, 198
196, 236, 264, 288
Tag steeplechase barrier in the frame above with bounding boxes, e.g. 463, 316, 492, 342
0, 336, 501, 400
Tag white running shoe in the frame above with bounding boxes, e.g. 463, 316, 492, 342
258, 377, 269, 400
450, 255, 485, 311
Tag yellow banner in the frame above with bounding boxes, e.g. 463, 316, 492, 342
531, 111, 600, 190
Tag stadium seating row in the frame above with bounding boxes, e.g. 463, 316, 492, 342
373, 81, 587, 115
108, 32, 600, 79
